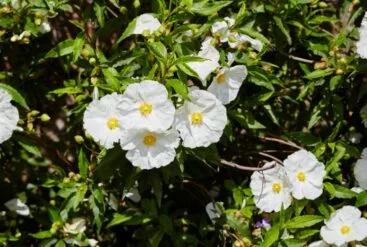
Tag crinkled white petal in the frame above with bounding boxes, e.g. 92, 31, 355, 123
224, 17, 235, 28
118, 80, 175, 131
250, 162, 292, 212
121, 128, 179, 170
83, 93, 125, 149
228, 32, 263, 52
284, 149, 326, 200
4, 198, 30, 216
211, 20, 230, 43
354, 158, 367, 190
174, 90, 227, 148
0, 89, 19, 144
207, 65, 247, 105
227, 52, 236, 66
187, 39, 220, 84
308, 240, 329, 247
361, 147, 367, 159
357, 13, 367, 59
133, 14, 161, 35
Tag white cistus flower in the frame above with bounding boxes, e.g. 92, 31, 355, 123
187, 37, 220, 84
320, 206, 367, 246
132, 13, 161, 35
4, 198, 30, 216
228, 33, 263, 52
207, 65, 247, 105
83, 93, 124, 149
360, 103, 367, 127
354, 148, 367, 190
283, 149, 326, 200
205, 201, 224, 223
0, 89, 19, 144
250, 162, 292, 213
357, 12, 367, 59
63, 218, 86, 234
120, 128, 180, 169
174, 89, 227, 148
118, 80, 175, 131
211, 17, 235, 43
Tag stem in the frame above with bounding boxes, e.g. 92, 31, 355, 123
263, 136, 302, 150
220, 159, 277, 171
277, 51, 315, 64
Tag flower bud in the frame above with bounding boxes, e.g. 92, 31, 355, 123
23, 31, 31, 37
30, 110, 40, 116
50, 200, 56, 206
10, 35, 19, 42
120, 6, 127, 14
85, 131, 92, 140
74, 135, 84, 144
248, 51, 257, 59
335, 68, 343, 75
40, 114, 51, 122
63, 177, 70, 184
228, 35, 237, 43
68, 172, 75, 178
90, 77, 98, 85
35, 18, 42, 26
318, 2, 328, 8
81, 48, 90, 58
89, 57, 96, 65
133, 0, 140, 8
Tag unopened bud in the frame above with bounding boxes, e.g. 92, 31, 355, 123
335, 68, 344, 75
40, 114, 51, 122
120, 6, 127, 14
249, 51, 257, 59
68, 172, 75, 178
74, 135, 84, 144
142, 30, 150, 37
318, 2, 328, 8
35, 18, 42, 26
23, 31, 31, 37
10, 35, 19, 42
133, 0, 140, 8
89, 57, 96, 65
63, 177, 70, 183
30, 110, 40, 116
50, 200, 56, 206
90, 77, 98, 85
228, 35, 237, 43
85, 131, 92, 140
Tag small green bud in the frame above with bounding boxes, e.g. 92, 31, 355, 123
74, 174, 81, 181
30, 110, 40, 116
338, 57, 347, 64
40, 114, 51, 122
318, 2, 328, 8
89, 57, 96, 65
90, 77, 98, 85
119, 6, 127, 14
63, 177, 70, 184
85, 131, 92, 140
15, 232, 21, 238
68, 171, 75, 178
353, 0, 360, 5
74, 135, 84, 144
158, 26, 165, 34
228, 35, 237, 43
35, 18, 42, 26
50, 200, 56, 206
10, 35, 19, 42
248, 51, 257, 59
133, 0, 140, 8
81, 48, 90, 58
335, 68, 344, 75
23, 31, 31, 37
142, 30, 151, 37
50, 227, 57, 234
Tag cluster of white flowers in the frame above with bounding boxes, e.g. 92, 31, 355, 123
83, 81, 229, 169
250, 149, 326, 212
0, 89, 19, 144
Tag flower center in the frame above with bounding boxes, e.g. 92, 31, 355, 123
296, 172, 306, 182
143, 133, 156, 146
106, 118, 119, 130
217, 73, 226, 84
191, 112, 203, 125
272, 183, 282, 193
139, 103, 152, 116
340, 225, 351, 235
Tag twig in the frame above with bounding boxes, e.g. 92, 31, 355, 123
257, 152, 283, 164
278, 51, 315, 64
263, 136, 302, 150
220, 159, 277, 171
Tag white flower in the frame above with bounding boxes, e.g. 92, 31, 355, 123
63, 218, 86, 234
308, 240, 330, 247
320, 206, 367, 246
187, 37, 220, 84
354, 148, 367, 190
65, 238, 98, 247
207, 65, 247, 105
40, 20, 51, 34
120, 128, 180, 169
211, 17, 235, 43
132, 14, 161, 35
0, 89, 19, 144
283, 149, 326, 200
205, 201, 224, 222
83, 93, 124, 149
357, 13, 367, 59
360, 103, 367, 127
228, 33, 263, 52
118, 80, 175, 131
124, 183, 141, 203
174, 89, 227, 148
4, 198, 30, 216
250, 162, 292, 213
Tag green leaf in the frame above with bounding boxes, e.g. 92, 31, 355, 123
172, 56, 206, 66
166, 79, 189, 100
45, 39, 74, 58
261, 224, 279, 247
73, 32, 85, 62
285, 215, 323, 229
78, 148, 88, 178
191, 1, 233, 16
304, 68, 334, 80
94, 1, 105, 27
273, 16, 292, 45
116, 18, 137, 44
102, 68, 120, 89
333, 185, 357, 199
0, 83, 29, 110
107, 213, 133, 228
231, 110, 265, 129
30, 231, 53, 239
147, 42, 168, 62
356, 191, 367, 207
55, 240, 66, 247
50, 87, 82, 95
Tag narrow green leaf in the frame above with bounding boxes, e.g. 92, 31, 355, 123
73, 32, 85, 62
166, 79, 189, 100
273, 16, 292, 45
0, 83, 29, 110
78, 148, 88, 178
285, 215, 323, 229
45, 39, 74, 58
147, 42, 167, 61
261, 224, 279, 247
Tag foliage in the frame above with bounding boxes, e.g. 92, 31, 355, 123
0, 0, 367, 246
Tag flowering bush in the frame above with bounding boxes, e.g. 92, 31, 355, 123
1, 0, 367, 246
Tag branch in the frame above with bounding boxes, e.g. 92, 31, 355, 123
263, 136, 302, 150
220, 159, 277, 171
278, 51, 315, 64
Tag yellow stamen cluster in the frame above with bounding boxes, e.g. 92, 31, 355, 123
216, 73, 226, 84
272, 183, 282, 193
107, 118, 119, 130
191, 112, 203, 125
143, 133, 157, 146
139, 103, 152, 116
297, 172, 306, 182
340, 225, 351, 235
